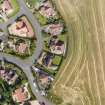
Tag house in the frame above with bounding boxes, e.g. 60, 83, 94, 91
48, 36, 65, 55
39, 1, 57, 18
0, 8, 8, 21
7, 38, 30, 54
8, 16, 34, 38
16, 43, 28, 54
37, 51, 60, 70
38, 52, 53, 68
32, 66, 53, 89
39, 72, 53, 86
50, 40, 65, 55
0, 69, 18, 85
43, 23, 63, 36
0, 0, 13, 21
12, 84, 30, 103
1, 0, 13, 14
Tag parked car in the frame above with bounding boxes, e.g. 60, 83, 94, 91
39, 102, 45, 105
33, 79, 39, 92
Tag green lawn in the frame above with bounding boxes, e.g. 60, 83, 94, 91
8, 0, 20, 17
58, 34, 67, 42
35, 12, 47, 25
52, 55, 62, 65
0, 18, 4, 23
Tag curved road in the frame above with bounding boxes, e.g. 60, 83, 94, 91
0, 0, 54, 105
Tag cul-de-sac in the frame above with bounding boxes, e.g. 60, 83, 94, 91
0, 0, 67, 105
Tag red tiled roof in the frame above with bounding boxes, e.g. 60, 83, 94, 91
12, 87, 28, 103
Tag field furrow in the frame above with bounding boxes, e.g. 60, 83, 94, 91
51, 0, 105, 105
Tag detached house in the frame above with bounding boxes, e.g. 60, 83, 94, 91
48, 36, 65, 55
32, 66, 53, 90
0, 0, 13, 21
43, 23, 63, 36
16, 42, 28, 54
8, 16, 34, 38
12, 84, 31, 103
37, 51, 62, 70
0, 69, 18, 85
39, 1, 57, 18
2, 0, 13, 14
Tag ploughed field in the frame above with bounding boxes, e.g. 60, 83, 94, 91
52, 0, 105, 105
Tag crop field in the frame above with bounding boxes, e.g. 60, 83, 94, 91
51, 0, 105, 105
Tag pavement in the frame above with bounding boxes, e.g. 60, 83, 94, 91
0, 0, 54, 105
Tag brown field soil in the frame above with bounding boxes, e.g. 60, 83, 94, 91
51, 0, 105, 105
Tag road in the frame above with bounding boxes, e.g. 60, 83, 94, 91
0, 53, 53, 105
0, 0, 43, 64
0, 0, 54, 105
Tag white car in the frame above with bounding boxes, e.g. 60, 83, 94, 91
33, 81, 39, 93
32, 66, 40, 72
33, 82, 37, 88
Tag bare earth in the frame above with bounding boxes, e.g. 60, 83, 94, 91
52, 0, 105, 105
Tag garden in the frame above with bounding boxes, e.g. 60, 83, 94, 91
3, 37, 36, 59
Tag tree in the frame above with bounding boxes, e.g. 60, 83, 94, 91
0, 0, 3, 4
23, 101, 31, 105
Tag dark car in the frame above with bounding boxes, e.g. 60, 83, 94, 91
39, 102, 45, 105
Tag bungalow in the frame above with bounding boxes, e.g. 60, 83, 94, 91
8, 16, 34, 38
39, 1, 57, 18
12, 84, 31, 103
0, 69, 18, 85
43, 23, 63, 36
